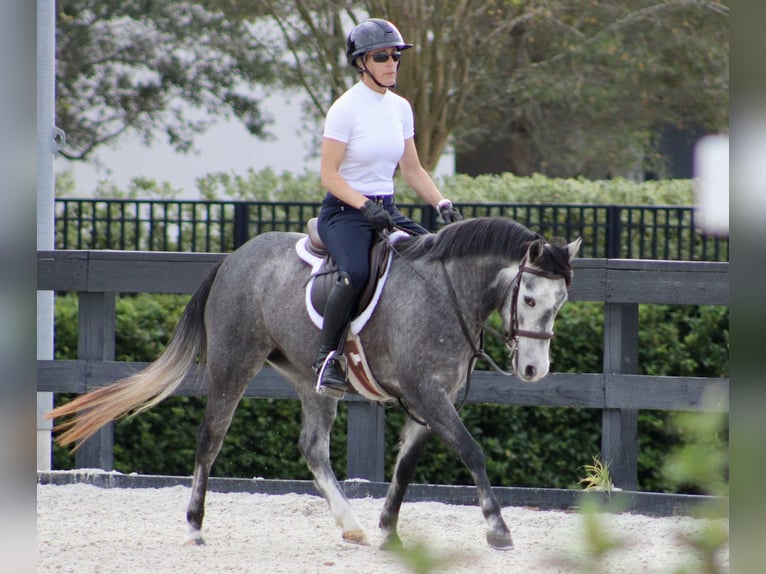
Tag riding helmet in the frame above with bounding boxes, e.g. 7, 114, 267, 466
346, 18, 413, 69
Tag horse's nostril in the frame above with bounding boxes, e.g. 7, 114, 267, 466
524, 365, 536, 379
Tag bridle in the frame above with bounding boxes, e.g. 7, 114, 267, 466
504, 255, 567, 346
441, 254, 566, 376
383, 231, 570, 424
383, 230, 569, 372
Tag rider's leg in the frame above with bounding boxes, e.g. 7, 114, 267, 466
314, 194, 374, 398
313, 272, 359, 398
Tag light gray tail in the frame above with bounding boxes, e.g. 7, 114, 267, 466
46, 260, 224, 449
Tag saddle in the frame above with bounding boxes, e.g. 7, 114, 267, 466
295, 218, 410, 402
304, 218, 392, 324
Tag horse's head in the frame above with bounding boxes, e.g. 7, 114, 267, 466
501, 237, 582, 382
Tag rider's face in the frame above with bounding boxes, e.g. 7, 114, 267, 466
365, 49, 401, 84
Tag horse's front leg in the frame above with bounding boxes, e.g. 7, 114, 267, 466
408, 384, 513, 550
379, 419, 432, 548
296, 383, 368, 545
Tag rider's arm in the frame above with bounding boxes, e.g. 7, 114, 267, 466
320, 137, 370, 210
398, 138, 448, 209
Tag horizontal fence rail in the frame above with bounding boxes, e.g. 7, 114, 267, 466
37, 250, 729, 493
55, 199, 729, 261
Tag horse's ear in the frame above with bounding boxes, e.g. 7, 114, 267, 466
527, 239, 546, 263
567, 237, 582, 260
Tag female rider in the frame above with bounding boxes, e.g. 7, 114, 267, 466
314, 18, 462, 398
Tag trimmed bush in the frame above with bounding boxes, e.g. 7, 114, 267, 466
190, 168, 695, 206
52, 294, 728, 493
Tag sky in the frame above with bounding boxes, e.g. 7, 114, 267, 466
57, 94, 455, 199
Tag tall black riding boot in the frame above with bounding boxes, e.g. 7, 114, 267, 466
313, 273, 358, 398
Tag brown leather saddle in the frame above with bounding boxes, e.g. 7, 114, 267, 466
305, 217, 397, 321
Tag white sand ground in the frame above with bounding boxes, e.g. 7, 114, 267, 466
37, 483, 728, 573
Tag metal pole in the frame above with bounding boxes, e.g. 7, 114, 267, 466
605, 205, 621, 259
37, 0, 57, 470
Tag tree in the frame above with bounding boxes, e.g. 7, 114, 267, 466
261, 0, 556, 171
55, 0, 277, 161
57, 1, 728, 179
258, 1, 727, 176
456, 0, 730, 178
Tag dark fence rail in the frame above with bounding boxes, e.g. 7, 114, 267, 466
37, 250, 729, 492
56, 199, 729, 261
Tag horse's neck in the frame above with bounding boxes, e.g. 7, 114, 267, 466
442, 257, 512, 321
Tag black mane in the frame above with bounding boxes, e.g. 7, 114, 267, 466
395, 217, 538, 261
395, 217, 572, 282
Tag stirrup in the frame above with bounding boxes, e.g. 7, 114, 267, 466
315, 351, 349, 399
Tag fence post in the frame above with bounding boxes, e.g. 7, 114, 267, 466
346, 401, 385, 481
606, 206, 622, 259
74, 291, 117, 470
601, 302, 639, 490
421, 205, 439, 232
233, 203, 251, 249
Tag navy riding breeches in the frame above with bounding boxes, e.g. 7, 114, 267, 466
317, 193, 429, 291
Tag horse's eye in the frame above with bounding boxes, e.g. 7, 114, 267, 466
524, 296, 535, 307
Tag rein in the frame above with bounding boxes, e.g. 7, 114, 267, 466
440, 261, 511, 375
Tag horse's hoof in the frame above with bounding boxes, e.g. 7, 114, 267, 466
379, 532, 403, 551
184, 532, 206, 546
487, 531, 514, 550
342, 529, 369, 545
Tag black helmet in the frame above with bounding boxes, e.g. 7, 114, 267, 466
346, 18, 413, 68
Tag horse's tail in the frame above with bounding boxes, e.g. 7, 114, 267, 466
46, 260, 224, 450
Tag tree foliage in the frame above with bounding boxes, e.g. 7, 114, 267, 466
256, 0, 728, 176
457, 0, 730, 178
56, 0, 276, 161
56, 0, 728, 179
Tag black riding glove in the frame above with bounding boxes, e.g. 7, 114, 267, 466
361, 200, 395, 232
437, 199, 463, 224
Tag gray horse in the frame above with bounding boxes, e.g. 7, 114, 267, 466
49, 217, 581, 550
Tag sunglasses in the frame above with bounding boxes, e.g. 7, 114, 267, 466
369, 51, 402, 63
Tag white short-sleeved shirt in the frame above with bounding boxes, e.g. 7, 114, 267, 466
323, 81, 414, 196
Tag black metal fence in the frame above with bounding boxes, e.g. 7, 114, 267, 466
55, 198, 729, 261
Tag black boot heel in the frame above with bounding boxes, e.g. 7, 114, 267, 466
315, 354, 350, 398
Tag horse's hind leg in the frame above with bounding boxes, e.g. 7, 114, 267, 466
379, 419, 431, 548
185, 366, 252, 545
295, 383, 368, 545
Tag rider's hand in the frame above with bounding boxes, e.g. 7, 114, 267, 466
437, 199, 463, 224
361, 200, 395, 232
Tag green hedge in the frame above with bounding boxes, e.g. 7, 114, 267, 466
52, 293, 728, 493
191, 168, 695, 206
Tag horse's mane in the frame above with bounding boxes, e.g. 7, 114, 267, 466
395, 217, 573, 283
395, 217, 538, 261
